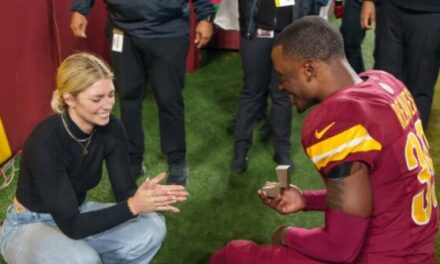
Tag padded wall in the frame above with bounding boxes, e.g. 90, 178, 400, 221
0, 0, 109, 153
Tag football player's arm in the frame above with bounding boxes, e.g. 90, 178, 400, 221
282, 161, 372, 263
302, 189, 327, 211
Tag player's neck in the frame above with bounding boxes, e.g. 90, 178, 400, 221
322, 58, 362, 99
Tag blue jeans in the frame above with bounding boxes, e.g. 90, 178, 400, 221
0, 202, 166, 264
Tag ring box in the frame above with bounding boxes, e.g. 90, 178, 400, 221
262, 165, 291, 198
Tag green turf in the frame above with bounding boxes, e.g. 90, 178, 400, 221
1, 27, 439, 264
428, 75, 440, 262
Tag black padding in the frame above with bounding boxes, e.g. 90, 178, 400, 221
328, 162, 353, 179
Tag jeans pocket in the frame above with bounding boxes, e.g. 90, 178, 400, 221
1, 205, 38, 242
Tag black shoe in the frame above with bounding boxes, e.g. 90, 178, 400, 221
132, 163, 147, 180
231, 149, 248, 173
167, 162, 188, 186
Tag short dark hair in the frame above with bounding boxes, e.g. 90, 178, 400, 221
274, 16, 345, 62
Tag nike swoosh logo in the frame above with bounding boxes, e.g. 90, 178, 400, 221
315, 122, 336, 139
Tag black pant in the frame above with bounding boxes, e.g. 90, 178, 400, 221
111, 34, 189, 166
375, 1, 440, 128
234, 36, 292, 156
340, 0, 366, 73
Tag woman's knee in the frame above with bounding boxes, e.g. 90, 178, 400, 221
68, 242, 101, 264
124, 213, 166, 259
3, 223, 101, 264
138, 213, 166, 247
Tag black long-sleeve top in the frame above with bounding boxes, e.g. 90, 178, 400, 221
15, 113, 137, 239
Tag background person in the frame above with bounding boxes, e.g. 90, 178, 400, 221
361, 0, 440, 129
0, 53, 188, 264
340, 0, 368, 73
70, 0, 216, 185
231, 0, 319, 173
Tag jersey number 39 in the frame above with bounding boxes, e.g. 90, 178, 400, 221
405, 120, 438, 225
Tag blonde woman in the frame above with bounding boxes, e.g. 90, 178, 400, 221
0, 53, 187, 264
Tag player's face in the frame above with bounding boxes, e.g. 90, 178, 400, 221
272, 46, 318, 113
65, 78, 115, 133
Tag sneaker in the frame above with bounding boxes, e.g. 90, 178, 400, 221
230, 148, 248, 173
167, 162, 189, 186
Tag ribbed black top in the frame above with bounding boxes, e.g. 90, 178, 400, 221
16, 113, 137, 239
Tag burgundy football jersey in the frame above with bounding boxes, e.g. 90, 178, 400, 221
302, 70, 438, 263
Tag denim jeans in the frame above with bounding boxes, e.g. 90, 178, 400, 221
0, 202, 166, 264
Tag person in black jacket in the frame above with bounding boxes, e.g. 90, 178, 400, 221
231, 0, 319, 173
0, 53, 188, 264
70, 0, 216, 185
340, 0, 368, 73
361, 0, 440, 129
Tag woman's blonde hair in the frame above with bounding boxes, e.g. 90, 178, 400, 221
51, 52, 114, 113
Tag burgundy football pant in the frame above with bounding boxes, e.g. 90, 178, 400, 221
210, 240, 322, 264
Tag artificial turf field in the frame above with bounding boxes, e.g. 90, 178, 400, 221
1, 28, 439, 264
